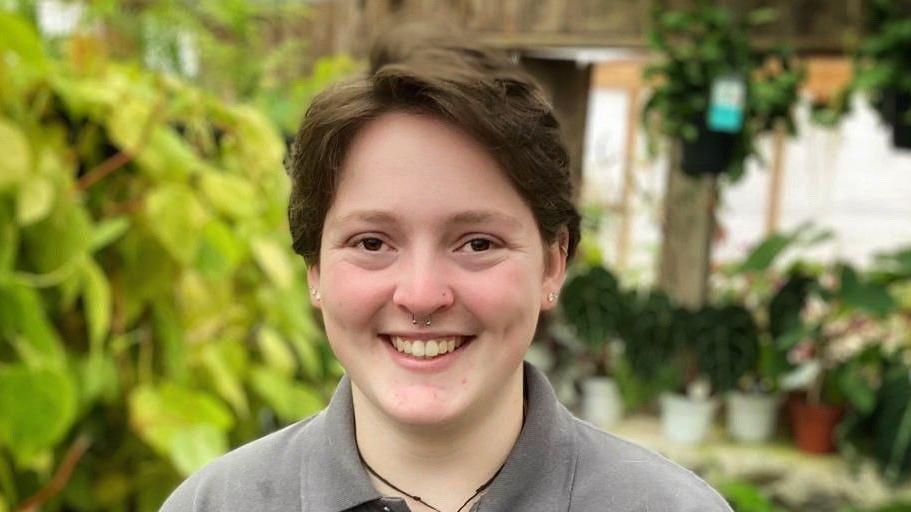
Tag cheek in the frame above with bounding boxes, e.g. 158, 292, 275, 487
321, 264, 390, 330
464, 260, 541, 335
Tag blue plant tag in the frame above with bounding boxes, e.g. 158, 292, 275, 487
707, 74, 745, 133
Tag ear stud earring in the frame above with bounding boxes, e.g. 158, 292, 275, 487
310, 288, 321, 300
547, 292, 557, 303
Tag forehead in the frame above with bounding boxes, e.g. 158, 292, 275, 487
325, 111, 537, 231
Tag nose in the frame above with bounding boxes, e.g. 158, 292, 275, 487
391, 249, 455, 322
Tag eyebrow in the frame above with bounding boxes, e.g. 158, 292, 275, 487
336, 209, 522, 228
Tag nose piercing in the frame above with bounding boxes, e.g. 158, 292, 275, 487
411, 312, 432, 327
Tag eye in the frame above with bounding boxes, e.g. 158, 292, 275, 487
461, 237, 496, 252
355, 237, 385, 252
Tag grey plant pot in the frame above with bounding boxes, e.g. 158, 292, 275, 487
580, 376, 624, 429
725, 391, 781, 443
660, 392, 719, 445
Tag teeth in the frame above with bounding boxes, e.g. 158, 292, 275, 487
390, 336, 466, 359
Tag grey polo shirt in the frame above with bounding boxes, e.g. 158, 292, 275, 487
160, 362, 732, 511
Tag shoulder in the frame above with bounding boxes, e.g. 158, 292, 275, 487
159, 413, 321, 512
567, 416, 732, 512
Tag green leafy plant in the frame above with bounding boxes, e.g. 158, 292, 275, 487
853, 0, 911, 129
838, 350, 911, 486
642, 1, 804, 180
687, 303, 761, 394
711, 224, 833, 391
559, 265, 630, 376
16, 0, 359, 137
812, 0, 911, 134
0, 10, 344, 511
615, 289, 687, 401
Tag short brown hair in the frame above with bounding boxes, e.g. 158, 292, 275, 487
287, 26, 581, 266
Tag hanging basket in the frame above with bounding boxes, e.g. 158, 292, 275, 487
680, 114, 736, 176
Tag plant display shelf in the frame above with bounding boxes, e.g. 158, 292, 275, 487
608, 415, 911, 510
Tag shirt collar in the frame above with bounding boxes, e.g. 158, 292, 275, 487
301, 361, 577, 512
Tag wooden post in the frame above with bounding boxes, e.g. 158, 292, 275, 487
521, 56, 592, 197
657, 143, 716, 310
616, 86, 641, 270
765, 121, 787, 236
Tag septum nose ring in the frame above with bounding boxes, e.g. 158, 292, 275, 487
411, 312, 432, 327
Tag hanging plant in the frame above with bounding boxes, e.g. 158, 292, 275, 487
642, 1, 804, 180
811, 0, 911, 143
853, 0, 911, 149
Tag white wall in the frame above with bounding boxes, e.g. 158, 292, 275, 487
583, 89, 911, 281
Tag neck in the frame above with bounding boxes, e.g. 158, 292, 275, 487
353, 366, 525, 512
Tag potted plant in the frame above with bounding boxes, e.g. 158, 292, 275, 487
838, 341, 911, 485
852, 0, 911, 149
780, 263, 900, 454
674, 303, 762, 444
642, 2, 804, 179
618, 289, 729, 445
719, 268, 815, 444
837, 245, 911, 483
710, 226, 835, 443
559, 265, 630, 428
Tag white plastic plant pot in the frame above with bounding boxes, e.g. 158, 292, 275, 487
725, 391, 780, 443
659, 392, 718, 444
581, 376, 623, 429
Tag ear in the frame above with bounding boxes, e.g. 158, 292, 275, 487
541, 228, 569, 312
307, 264, 322, 310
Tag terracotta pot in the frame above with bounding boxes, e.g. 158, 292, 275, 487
787, 392, 844, 454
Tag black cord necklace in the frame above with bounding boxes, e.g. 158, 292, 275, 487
354, 399, 527, 512
356, 450, 504, 512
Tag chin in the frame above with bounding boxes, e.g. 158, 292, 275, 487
379, 386, 469, 427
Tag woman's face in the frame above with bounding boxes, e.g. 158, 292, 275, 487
309, 111, 566, 427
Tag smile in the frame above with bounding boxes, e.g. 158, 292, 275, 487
381, 335, 474, 360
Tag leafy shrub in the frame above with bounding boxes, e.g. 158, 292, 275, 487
0, 11, 340, 511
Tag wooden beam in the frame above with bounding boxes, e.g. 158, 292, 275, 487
616, 86, 641, 271
765, 122, 788, 236
304, 0, 873, 59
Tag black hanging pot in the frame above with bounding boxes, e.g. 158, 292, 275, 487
680, 114, 737, 176
891, 91, 911, 150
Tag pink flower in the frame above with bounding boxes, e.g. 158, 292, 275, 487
788, 340, 816, 365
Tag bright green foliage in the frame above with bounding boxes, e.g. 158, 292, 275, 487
0, 10, 342, 511
717, 480, 788, 512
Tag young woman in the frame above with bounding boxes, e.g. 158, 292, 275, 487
161, 27, 732, 512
